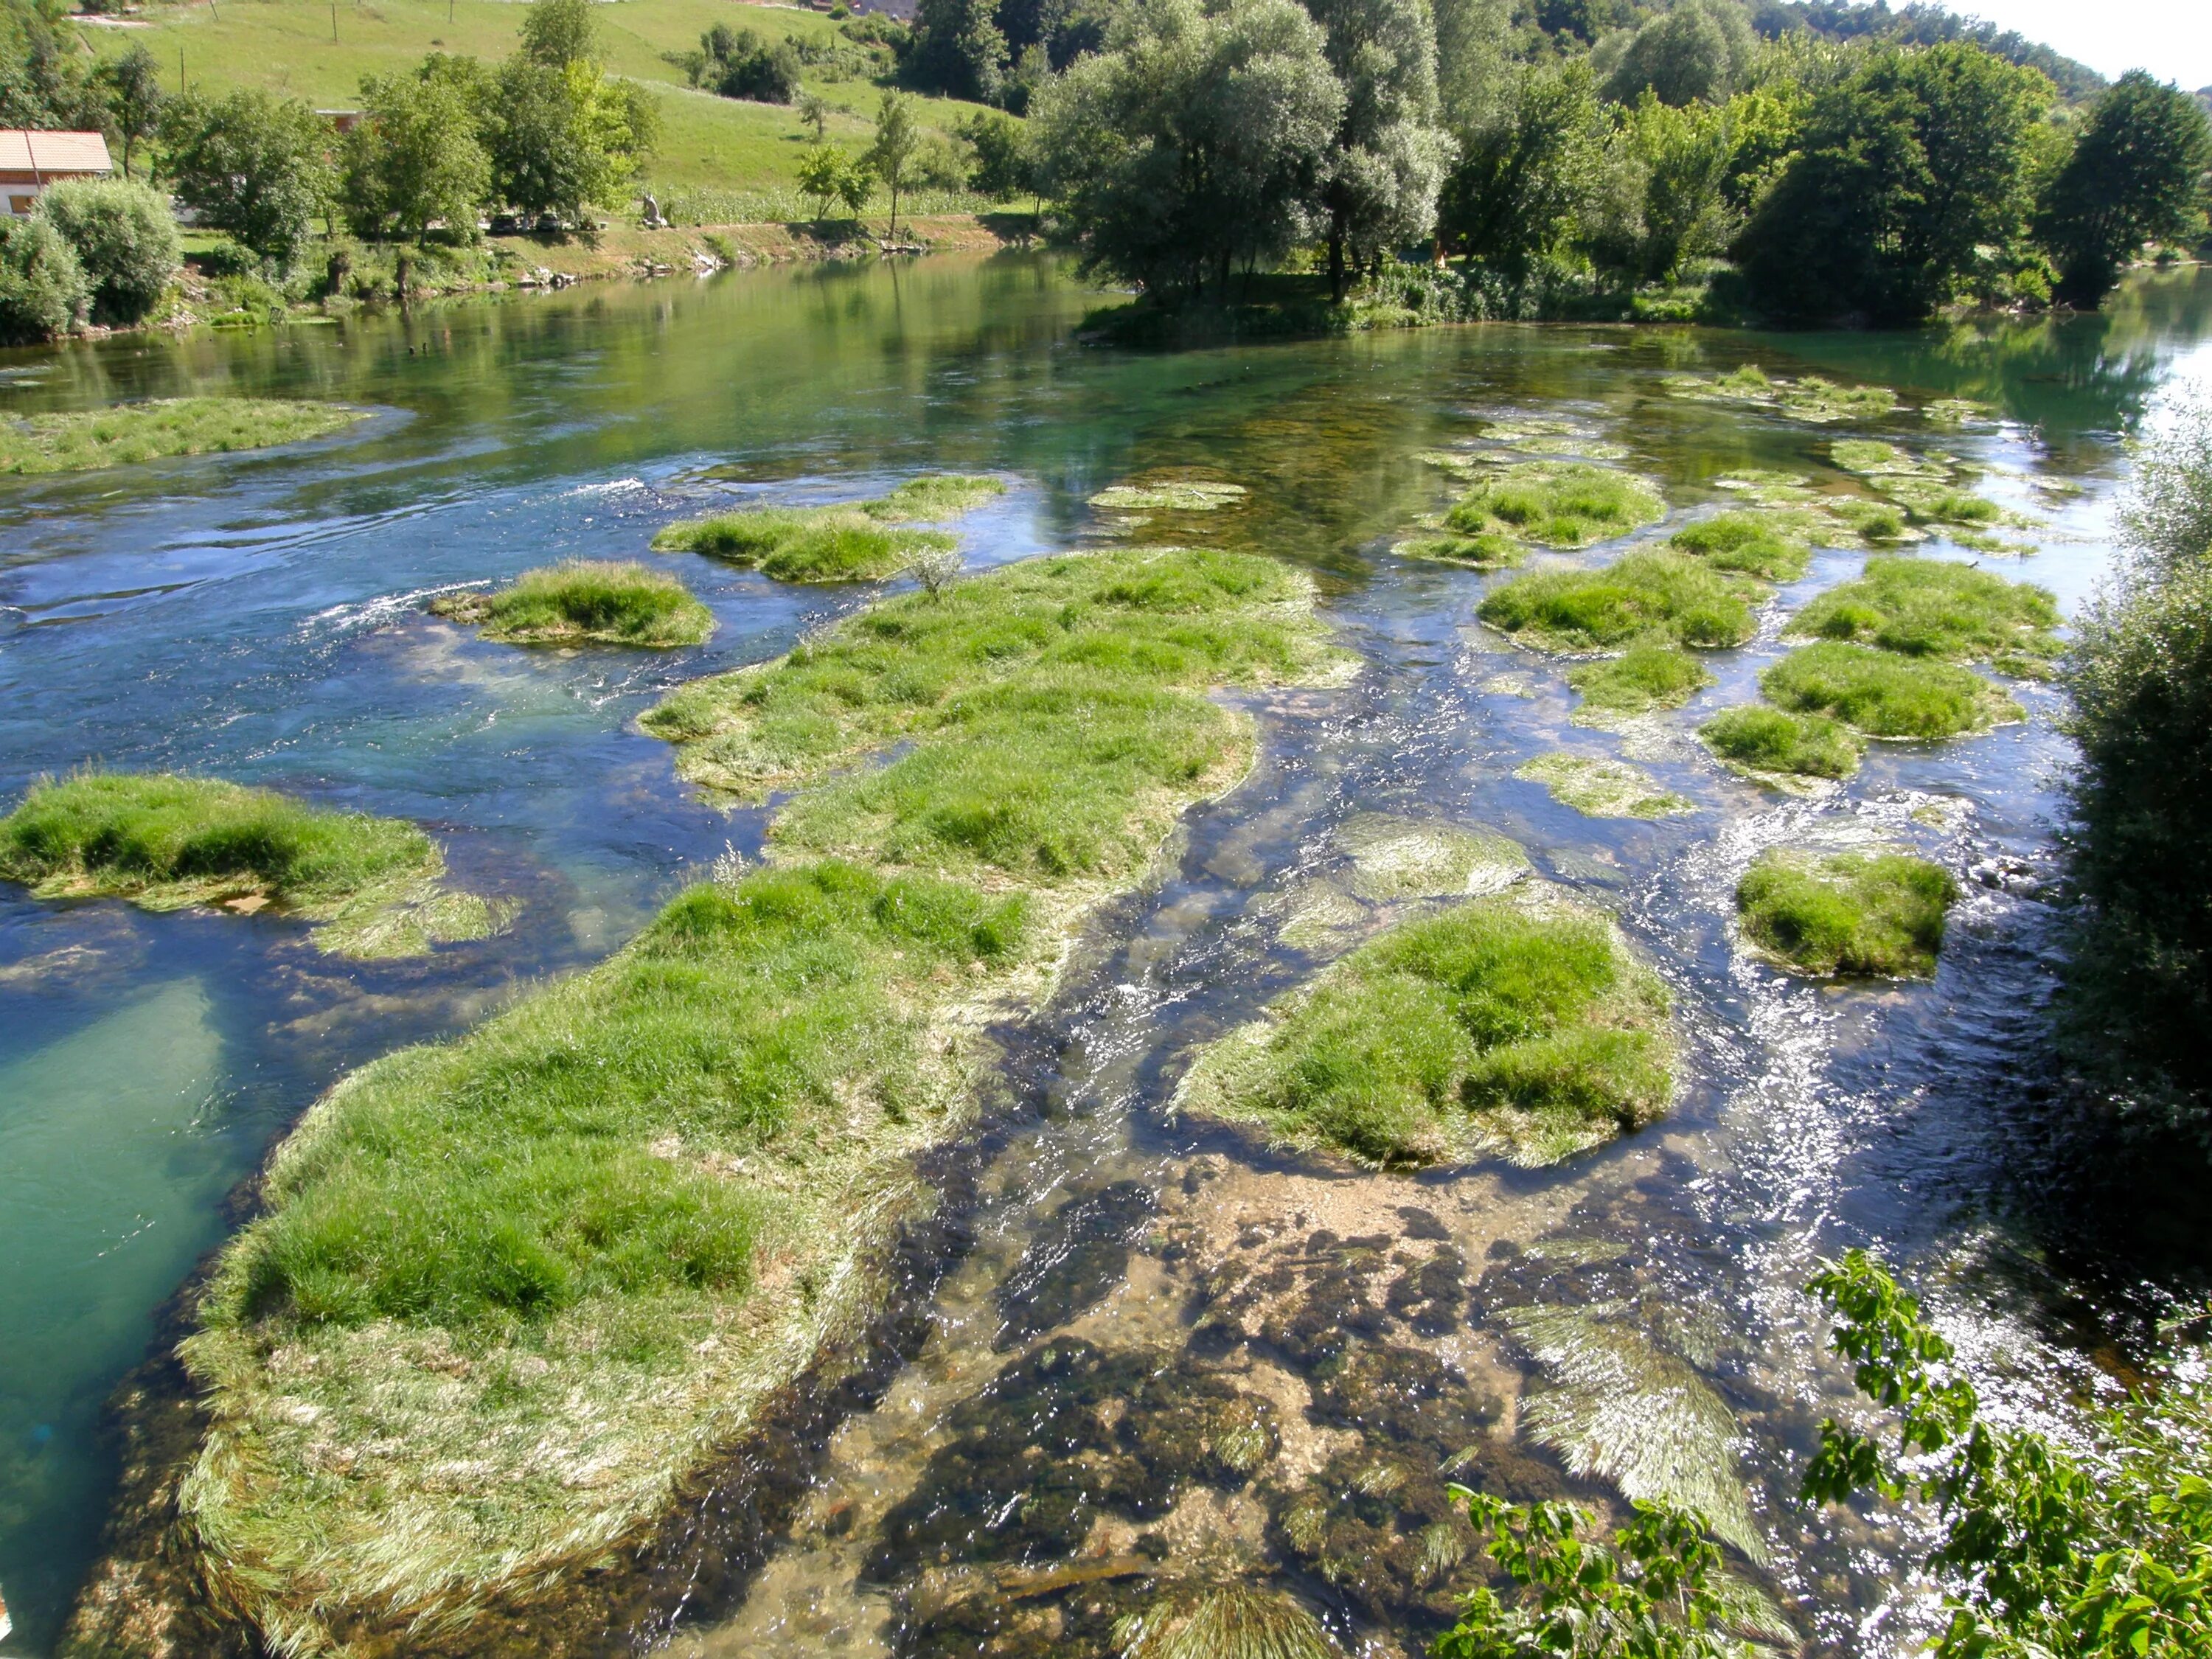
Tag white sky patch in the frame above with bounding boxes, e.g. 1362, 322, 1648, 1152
1911, 0, 2212, 88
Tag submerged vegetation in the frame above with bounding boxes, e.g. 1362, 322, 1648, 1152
1175, 891, 1674, 1168
1478, 552, 1757, 652
1515, 752, 1693, 819
1698, 705, 1863, 783
0, 771, 493, 957
431, 560, 714, 647
1736, 848, 1958, 977
652, 473, 1003, 582
1446, 463, 1665, 551
76, 548, 1354, 1657
1761, 642, 2017, 739
1788, 556, 2061, 675
0, 397, 365, 476
1660, 366, 1898, 425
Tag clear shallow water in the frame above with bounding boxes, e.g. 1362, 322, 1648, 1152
3, 257, 2211, 1654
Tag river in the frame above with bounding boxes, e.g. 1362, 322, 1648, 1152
2, 254, 2209, 1656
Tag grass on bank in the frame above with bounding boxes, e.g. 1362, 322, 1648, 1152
431, 560, 714, 647
0, 397, 366, 476
1736, 848, 1958, 977
0, 771, 490, 957
644, 546, 1355, 886
1174, 892, 1674, 1168
1698, 705, 1863, 782
653, 474, 1003, 583
1760, 642, 2020, 740
1445, 462, 1666, 551
1787, 556, 2061, 675
1565, 644, 1714, 720
1478, 551, 1759, 652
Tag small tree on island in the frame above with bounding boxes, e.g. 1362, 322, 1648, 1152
863, 90, 919, 241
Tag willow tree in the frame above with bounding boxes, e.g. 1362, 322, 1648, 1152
1301, 0, 1453, 296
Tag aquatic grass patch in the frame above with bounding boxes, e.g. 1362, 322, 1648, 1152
1477, 552, 1758, 651
1118, 1583, 1341, 1659
0, 771, 488, 956
1514, 752, 1694, 818
1736, 848, 1958, 976
1761, 642, 2019, 739
1829, 439, 1947, 479
1396, 531, 1526, 568
1660, 368, 1897, 424
1565, 645, 1714, 720
1668, 510, 1815, 581
0, 397, 366, 475
1787, 556, 2061, 676
1445, 462, 1666, 551
1826, 498, 1912, 543
431, 561, 714, 647
1088, 479, 1248, 512
1174, 892, 1674, 1168
1698, 706, 1862, 782
869, 473, 1006, 521
653, 507, 956, 582
1882, 476, 2009, 529
1335, 813, 1529, 900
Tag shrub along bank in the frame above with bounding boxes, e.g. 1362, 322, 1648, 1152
60, 546, 1352, 1658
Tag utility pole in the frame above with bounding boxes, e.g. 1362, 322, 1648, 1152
178, 45, 186, 94
331, 0, 338, 39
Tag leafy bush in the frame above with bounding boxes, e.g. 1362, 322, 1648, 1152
1698, 704, 1862, 779
1761, 641, 2014, 738
32, 175, 179, 324
1736, 848, 1957, 977
1478, 551, 1757, 650
0, 215, 88, 343
430, 560, 714, 646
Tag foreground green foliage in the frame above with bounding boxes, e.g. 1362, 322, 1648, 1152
1736, 848, 1957, 977
1478, 552, 1756, 651
1804, 1252, 2212, 1659
1789, 556, 2060, 677
0, 397, 366, 476
431, 560, 714, 647
1566, 645, 1713, 719
1447, 462, 1666, 550
1761, 642, 2016, 739
1175, 893, 1674, 1167
0, 771, 488, 957
1698, 705, 1862, 782
652, 473, 1002, 582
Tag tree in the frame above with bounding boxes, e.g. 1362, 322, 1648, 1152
0, 0, 102, 133
32, 175, 178, 324
1032, 0, 1343, 302
91, 44, 164, 181
798, 142, 867, 220
1601, 0, 1756, 108
342, 58, 493, 242
959, 108, 1034, 201
1733, 42, 2052, 324
1301, 0, 1453, 298
489, 57, 658, 224
1431, 0, 1514, 133
2036, 72, 2212, 307
0, 215, 88, 344
1615, 91, 1736, 282
907, 0, 1010, 105
799, 89, 831, 140
1438, 58, 1601, 285
864, 89, 920, 239
693, 24, 802, 103
521, 0, 597, 71
161, 90, 333, 266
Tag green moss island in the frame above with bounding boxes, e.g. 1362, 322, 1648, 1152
0, 397, 368, 476
60, 547, 1357, 1658
1736, 848, 1960, 977
652, 473, 1004, 582
0, 771, 499, 958
431, 560, 715, 647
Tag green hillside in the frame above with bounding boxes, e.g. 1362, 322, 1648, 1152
83, 0, 997, 205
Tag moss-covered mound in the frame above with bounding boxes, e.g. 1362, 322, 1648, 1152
0, 771, 493, 957
1175, 893, 1673, 1168
1565, 644, 1714, 720
1787, 556, 2060, 675
652, 473, 1002, 582
75, 548, 1356, 1658
1760, 642, 2019, 739
1395, 530, 1526, 568
1515, 752, 1694, 818
1698, 705, 1862, 782
1478, 552, 1758, 651
431, 560, 714, 647
1662, 366, 1897, 424
1336, 813, 1529, 900
1445, 462, 1665, 550
1736, 847, 1958, 977
1668, 510, 1814, 581
0, 397, 366, 476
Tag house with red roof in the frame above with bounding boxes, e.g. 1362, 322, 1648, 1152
1, 131, 115, 219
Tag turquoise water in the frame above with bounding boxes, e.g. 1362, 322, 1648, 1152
3, 256, 2211, 1652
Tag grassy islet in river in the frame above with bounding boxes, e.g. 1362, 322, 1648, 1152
1088, 479, 1247, 512
0, 771, 492, 957
1175, 893, 1673, 1168
1335, 813, 1530, 900
1445, 462, 1665, 550
1699, 705, 1863, 782
1395, 530, 1527, 568
1478, 551, 1758, 651
1565, 644, 1714, 720
653, 472, 1002, 582
430, 560, 714, 647
1668, 509, 1815, 581
1661, 366, 1898, 424
0, 397, 367, 475
1788, 555, 2061, 675
1761, 641, 2019, 739
1736, 848, 1958, 977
